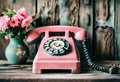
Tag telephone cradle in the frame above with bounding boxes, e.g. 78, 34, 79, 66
27, 26, 120, 74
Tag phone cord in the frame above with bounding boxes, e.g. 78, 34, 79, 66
82, 39, 119, 74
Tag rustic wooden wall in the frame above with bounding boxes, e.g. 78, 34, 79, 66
115, 0, 120, 60
0, 0, 119, 61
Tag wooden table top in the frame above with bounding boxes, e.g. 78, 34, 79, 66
0, 60, 120, 82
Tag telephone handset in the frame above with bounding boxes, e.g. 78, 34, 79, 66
27, 26, 119, 74
27, 26, 86, 45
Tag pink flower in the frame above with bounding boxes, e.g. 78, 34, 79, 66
17, 7, 29, 18
2, 16, 10, 23
0, 8, 33, 39
21, 16, 32, 28
0, 22, 8, 31
0, 16, 10, 31
15, 14, 25, 23
10, 15, 19, 27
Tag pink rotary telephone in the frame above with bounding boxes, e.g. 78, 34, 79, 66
27, 26, 119, 74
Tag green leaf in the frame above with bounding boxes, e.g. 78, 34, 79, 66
0, 30, 5, 38
3, 8, 16, 17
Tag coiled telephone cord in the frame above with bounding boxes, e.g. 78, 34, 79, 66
82, 40, 119, 74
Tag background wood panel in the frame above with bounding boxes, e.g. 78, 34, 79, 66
93, 0, 115, 60
0, 0, 13, 13
79, 0, 93, 58
115, 0, 120, 60
79, 0, 93, 35
0, 0, 119, 61
12, 0, 36, 15
37, 0, 58, 25
37, 0, 79, 26
94, 27, 114, 60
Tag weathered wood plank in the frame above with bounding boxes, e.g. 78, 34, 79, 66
58, 0, 79, 26
95, 0, 109, 23
12, 0, 36, 15
0, 0, 13, 13
37, 0, 79, 26
115, 0, 120, 60
78, 0, 93, 60
94, 0, 115, 27
0, 60, 120, 82
79, 0, 93, 28
67, 0, 79, 26
94, 27, 114, 60
94, 0, 115, 60
37, 0, 57, 25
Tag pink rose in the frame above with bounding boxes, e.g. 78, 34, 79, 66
0, 22, 8, 31
0, 16, 10, 31
15, 14, 25, 23
21, 16, 32, 28
17, 7, 29, 18
3, 16, 10, 24
10, 15, 19, 27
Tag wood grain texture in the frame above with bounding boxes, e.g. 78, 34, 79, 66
58, 0, 70, 25
95, 0, 109, 23
0, 0, 13, 13
95, 0, 114, 27
94, 27, 114, 60
93, 0, 115, 60
0, 60, 120, 82
79, 0, 93, 42
68, 0, 79, 26
12, 0, 36, 15
37, 0, 57, 25
115, 0, 120, 60
38, 0, 79, 26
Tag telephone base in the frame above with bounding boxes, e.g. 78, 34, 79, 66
32, 60, 80, 74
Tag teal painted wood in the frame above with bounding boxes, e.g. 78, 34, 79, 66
5, 38, 29, 64
58, 0, 70, 25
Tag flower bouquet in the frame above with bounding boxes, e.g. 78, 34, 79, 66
0, 7, 33, 39
0, 8, 33, 64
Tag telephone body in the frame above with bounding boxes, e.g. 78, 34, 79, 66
27, 26, 119, 74
27, 26, 86, 73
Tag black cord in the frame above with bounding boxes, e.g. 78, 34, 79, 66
82, 39, 119, 74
